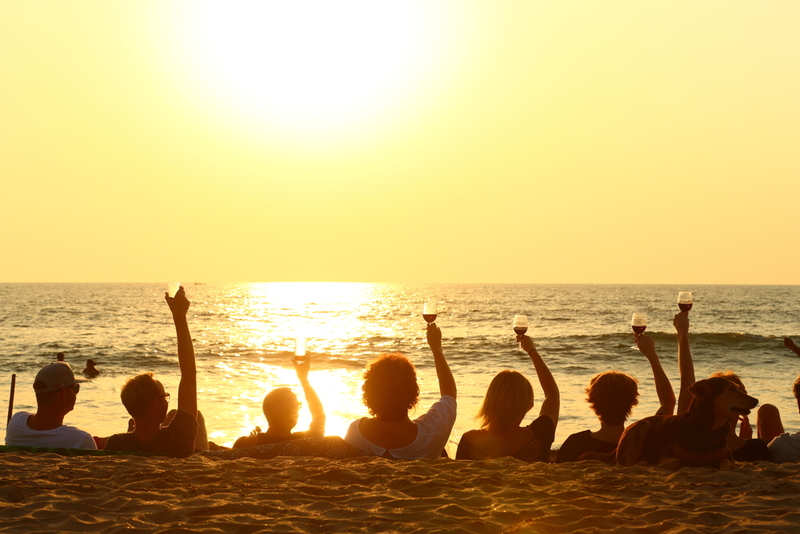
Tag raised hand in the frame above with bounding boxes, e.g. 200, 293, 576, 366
293, 355, 311, 381
165, 286, 190, 316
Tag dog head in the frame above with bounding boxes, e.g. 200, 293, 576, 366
689, 377, 759, 418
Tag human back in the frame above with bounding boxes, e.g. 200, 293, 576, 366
456, 334, 559, 462
344, 324, 457, 459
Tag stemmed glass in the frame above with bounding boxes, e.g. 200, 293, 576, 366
631, 312, 647, 349
423, 302, 438, 325
294, 337, 307, 363
678, 292, 693, 313
513, 315, 528, 336
166, 282, 181, 298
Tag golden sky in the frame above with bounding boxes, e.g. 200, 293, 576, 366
2, 1, 798, 284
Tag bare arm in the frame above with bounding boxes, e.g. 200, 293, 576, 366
294, 356, 325, 437
635, 334, 676, 415
785, 337, 800, 358
427, 324, 456, 399
674, 312, 694, 414
166, 287, 197, 419
518, 335, 560, 429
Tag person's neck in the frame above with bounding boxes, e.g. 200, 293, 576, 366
132, 418, 162, 443
592, 422, 625, 443
264, 426, 294, 439
27, 408, 66, 431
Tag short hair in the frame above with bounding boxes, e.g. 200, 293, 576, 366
362, 354, 419, 419
120, 372, 162, 418
476, 370, 534, 431
793, 375, 800, 401
586, 371, 639, 425
262, 387, 299, 426
709, 370, 746, 392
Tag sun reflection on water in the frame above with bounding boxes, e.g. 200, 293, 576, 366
202, 282, 397, 447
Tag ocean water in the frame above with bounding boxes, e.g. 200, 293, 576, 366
2, 283, 800, 453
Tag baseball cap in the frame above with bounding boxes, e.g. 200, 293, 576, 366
33, 362, 88, 393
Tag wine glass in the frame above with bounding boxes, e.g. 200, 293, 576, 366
423, 302, 438, 324
294, 337, 307, 363
166, 282, 181, 298
678, 292, 693, 313
513, 315, 528, 336
631, 313, 647, 349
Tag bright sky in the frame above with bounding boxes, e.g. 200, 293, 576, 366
1, 1, 798, 284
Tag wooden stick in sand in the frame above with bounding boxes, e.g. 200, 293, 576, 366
7, 374, 15, 425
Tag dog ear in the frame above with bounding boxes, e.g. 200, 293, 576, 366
688, 379, 714, 400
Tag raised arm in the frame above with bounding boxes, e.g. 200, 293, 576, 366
635, 334, 676, 416
166, 287, 197, 419
518, 335, 560, 429
293, 355, 325, 437
785, 337, 800, 358
427, 324, 456, 399
674, 311, 694, 414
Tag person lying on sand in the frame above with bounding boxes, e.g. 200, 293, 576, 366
104, 286, 198, 458
457, 333, 559, 462
233, 355, 325, 448
765, 339, 800, 463
556, 330, 675, 463
5, 361, 95, 449
344, 323, 456, 459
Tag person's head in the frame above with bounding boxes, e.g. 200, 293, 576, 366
585, 371, 639, 425
476, 370, 534, 431
33, 362, 86, 413
56, 352, 65, 362
362, 353, 419, 420
262, 387, 300, 431
120, 372, 170, 422
709, 371, 746, 393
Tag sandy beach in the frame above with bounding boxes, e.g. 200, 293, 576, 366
2, 451, 800, 533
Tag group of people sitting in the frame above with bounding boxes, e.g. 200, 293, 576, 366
6, 287, 800, 465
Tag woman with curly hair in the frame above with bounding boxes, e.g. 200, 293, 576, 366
555, 331, 675, 463
344, 324, 456, 459
456, 334, 560, 462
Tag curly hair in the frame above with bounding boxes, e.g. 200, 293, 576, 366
585, 371, 639, 425
476, 370, 534, 431
362, 353, 419, 420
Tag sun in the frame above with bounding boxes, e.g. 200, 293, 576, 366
165, 1, 455, 140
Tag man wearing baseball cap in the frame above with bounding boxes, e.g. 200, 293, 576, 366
5, 361, 96, 449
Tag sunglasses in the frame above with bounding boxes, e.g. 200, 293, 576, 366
61, 384, 80, 393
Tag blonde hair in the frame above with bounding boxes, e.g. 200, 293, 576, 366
362, 353, 419, 420
476, 370, 534, 431
586, 371, 639, 425
120, 372, 162, 418
709, 370, 746, 392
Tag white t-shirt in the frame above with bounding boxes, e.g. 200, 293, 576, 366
344, 396, 456, 459
5, 411, 97, 449
768, 432, 800, 463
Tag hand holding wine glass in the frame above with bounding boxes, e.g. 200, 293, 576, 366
678, 292, 693, 313
423, 302, 438, 325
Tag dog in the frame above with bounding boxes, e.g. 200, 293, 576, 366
613, 377, 758, 468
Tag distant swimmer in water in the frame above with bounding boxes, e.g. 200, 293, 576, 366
57, 352, 65, 362
83, 359, 100, 377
